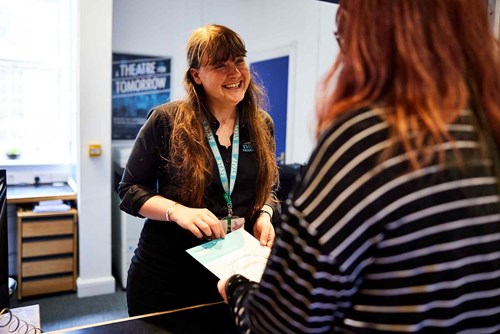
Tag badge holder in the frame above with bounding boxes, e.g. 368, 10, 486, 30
221, 193, 244, 233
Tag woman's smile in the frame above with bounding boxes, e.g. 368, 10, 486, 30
190, 57, 250, 110
224, 81, 242, 89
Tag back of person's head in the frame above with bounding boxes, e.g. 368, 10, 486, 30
318, 0, 500, 163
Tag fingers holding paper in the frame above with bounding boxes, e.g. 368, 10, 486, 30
253, 216, 275, 248
170, 205, 225, 239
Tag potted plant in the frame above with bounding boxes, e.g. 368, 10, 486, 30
5, 147, 22, 159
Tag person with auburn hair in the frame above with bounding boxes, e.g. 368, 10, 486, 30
218, 1, 500, 332
118, 24, 278, 330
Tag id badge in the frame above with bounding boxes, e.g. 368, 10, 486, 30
219, 216, 245, 233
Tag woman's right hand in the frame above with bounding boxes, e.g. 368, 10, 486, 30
169, 204, 226, 240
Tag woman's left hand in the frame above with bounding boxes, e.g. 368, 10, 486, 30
253, 214, 275, 248
217, 278, 229, 303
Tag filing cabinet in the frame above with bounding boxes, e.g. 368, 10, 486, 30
16, 208, 78, 299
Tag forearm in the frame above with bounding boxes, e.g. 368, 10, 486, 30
262, 190, 280, 218
226, 274, 259, 331
138, 195, 224, 239
138, 195, 178, 221
260, 204, 274, 219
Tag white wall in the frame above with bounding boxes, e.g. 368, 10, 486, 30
70, 0, 339, 298
112, 0, 339, 164
76, 0, 115, 297
59, 0, 500, 299
6, 0, 116, 299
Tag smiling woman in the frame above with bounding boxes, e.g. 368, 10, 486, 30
117, 24, 279, 334
190, 57, 250, 117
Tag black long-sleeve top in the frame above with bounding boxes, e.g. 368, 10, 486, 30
119, 101, 276, 225
118, 101, 277, 308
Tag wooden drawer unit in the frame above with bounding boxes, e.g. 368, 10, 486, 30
22, 218, 74, 237
22, 275, 75, 298
23, 238, 74, 258
17, 208, 78, 299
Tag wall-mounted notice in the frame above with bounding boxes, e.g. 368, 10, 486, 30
112, 53, 171, 140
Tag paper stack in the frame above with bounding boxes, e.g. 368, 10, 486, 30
186, 229, 271, 282
33, 199, 71, 213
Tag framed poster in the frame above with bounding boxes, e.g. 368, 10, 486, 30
112, 53, 171, 140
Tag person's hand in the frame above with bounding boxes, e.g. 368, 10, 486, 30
169, 205, 225, 239
217, 278, 229, 303
253, 213, 275, 248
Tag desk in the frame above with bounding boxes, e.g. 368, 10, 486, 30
1, 304, 41, 332
7, 183, 76, 204
49, 302, 236, 334
6, 183, 78, 299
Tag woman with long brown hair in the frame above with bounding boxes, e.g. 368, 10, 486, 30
218, 1, 500, 332
119, 24, 278, 329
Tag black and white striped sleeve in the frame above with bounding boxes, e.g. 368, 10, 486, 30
226, 108, 389, 333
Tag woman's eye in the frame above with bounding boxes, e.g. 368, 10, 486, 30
215, 63, 226, 69
235, 58, 245, 65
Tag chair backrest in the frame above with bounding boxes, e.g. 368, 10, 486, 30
277, 163, 304, 202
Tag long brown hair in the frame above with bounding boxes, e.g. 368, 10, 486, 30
169, 24, 278, 215
317, 0, 500, 168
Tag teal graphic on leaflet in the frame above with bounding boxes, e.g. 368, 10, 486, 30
112, 53, 171, 140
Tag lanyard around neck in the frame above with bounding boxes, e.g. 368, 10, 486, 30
202, 115, 240, 215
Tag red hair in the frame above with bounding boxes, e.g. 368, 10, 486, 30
318, 0, 500, 168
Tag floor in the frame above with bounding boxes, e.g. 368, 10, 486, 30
8, 285, 128, 333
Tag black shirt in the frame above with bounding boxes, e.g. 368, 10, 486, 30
118, 100, 276, 312
118, 100, 275, 227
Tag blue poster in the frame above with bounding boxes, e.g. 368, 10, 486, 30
112, 53, 171, 140
251, 56, 289, 164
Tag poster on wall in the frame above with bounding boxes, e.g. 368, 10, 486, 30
112, 53, 171, 140
251, 56, 289, 164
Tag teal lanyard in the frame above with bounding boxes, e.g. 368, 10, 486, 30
202, 115, 240, 217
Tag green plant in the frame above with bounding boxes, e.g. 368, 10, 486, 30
5, 147, 22, 159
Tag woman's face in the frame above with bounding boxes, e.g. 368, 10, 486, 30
190, 56, 250, 112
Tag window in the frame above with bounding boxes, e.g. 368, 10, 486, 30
0, 0, 76, 166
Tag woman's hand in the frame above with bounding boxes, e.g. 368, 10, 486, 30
170, 205, 225, 240
253, 213, 275, 248
217, 278, 229, 303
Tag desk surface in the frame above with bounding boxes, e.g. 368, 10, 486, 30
4, 304, 41, 331
7, 183, 76, 204
49, 302, 236, 334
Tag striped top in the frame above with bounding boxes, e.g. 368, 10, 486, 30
226, 108, 500, 333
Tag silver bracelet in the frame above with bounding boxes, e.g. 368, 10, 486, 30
165, 204, 177, 221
